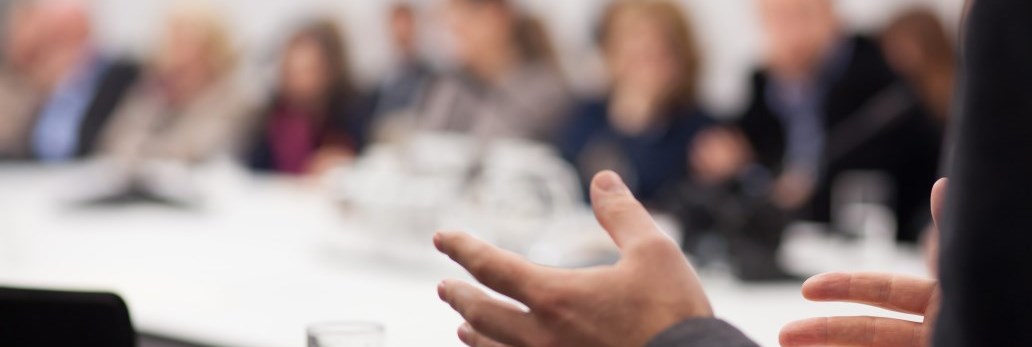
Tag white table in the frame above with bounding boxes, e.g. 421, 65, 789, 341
0, 165, 931, 347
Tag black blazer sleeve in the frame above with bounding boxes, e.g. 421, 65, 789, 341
647, 319, 758, 347
934, 0, 1032, 346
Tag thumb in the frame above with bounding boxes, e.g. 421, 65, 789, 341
930, 178, 948, 229
589, 171, 664, 250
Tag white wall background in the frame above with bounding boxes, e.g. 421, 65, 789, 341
89, 0, 966, 114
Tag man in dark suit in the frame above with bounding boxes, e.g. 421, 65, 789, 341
19, 0, 138, 162
433, 0, 1030, 345
681, 0, 942, 282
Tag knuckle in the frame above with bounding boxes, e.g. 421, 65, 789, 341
464, 305, 488, 328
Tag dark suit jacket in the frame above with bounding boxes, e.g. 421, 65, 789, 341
72, 60, 140, 159
934, 0, 1032, 345
739, 36, 943, 241
650, 0, 1032, 346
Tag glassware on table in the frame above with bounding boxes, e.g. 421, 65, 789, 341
307, 321, 384, 347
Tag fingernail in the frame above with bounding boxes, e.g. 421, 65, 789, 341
458, 324, 471, 343
437, 281, 447, 301
596, 171, 626, 193
432, 232, 443, 251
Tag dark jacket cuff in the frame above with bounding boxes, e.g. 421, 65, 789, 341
646, 318, 759, 347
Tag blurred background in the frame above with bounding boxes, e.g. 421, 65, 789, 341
0, 0, 963, 346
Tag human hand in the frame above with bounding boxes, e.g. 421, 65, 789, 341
435, 171, 713, 347
690, 127, 752, 185
778, 178, 948, 347
771, 169, 816, 210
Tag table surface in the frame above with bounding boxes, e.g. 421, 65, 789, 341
0, 164, 931, 347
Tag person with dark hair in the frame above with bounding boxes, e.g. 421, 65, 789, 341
370, 2, 435, 123
882, 8, 957, 125
418, 0, 569, 142
247, 19, 369, 176
558, 0, 712, 205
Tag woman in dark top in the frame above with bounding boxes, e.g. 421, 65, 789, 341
559, 0, 712, 205
248, 20, 368, 176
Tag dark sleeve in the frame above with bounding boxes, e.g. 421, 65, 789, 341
647, 318, 759, 347
933, 0, 1032, 346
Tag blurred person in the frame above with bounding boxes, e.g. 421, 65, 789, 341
23, 0, 140, 163
558, 0, 713, 205
97, 4, 250, 168
370, 2, 436, 126
419, 0, 569, 142
0, 2, 43, 158
688, 0, 941, 262
246, 20, 369, 176
882, 8, 956, 124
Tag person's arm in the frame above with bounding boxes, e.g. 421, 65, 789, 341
435, 171, 760, 347
648, 319, 758, 347
934, 0, 1032, 346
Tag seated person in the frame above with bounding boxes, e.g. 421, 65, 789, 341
99, 4, 250, 169
370, 2, 436, 123
21, 0, 139, 163
246, 20, 369, 176
682, 0, 943, 281
558, 0, 712, 205
419, 0, 569, 143
0, 3, 43, 159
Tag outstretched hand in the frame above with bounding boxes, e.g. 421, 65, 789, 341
779, 178, 948, 347
434, 171, 713, 347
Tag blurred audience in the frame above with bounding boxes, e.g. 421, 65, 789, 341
370, 2, 436, 130
98, 4, 250, 168
246, 20, 369, 176
559, 0, 712, 205
22, 0, 140, 163
882, 8, 956, 125
419, 0, 569, 142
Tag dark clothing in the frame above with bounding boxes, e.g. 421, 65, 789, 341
74, 61, 140, 159
647, 319, 757, 347
934, 0, 1032, 345
247, 93, 370, 174
25, 60, 139, 161
739, 36, 942, 241
371, 60, 435, 118
558, 99, 713, 204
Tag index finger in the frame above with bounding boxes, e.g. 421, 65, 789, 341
802, 273, 938, 315
434, 231, 543, 305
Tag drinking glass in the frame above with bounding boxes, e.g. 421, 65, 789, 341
307, 321, 384, 347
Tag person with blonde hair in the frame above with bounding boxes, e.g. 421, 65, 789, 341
558, 0, 713, 206
98, 3, 251, 168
